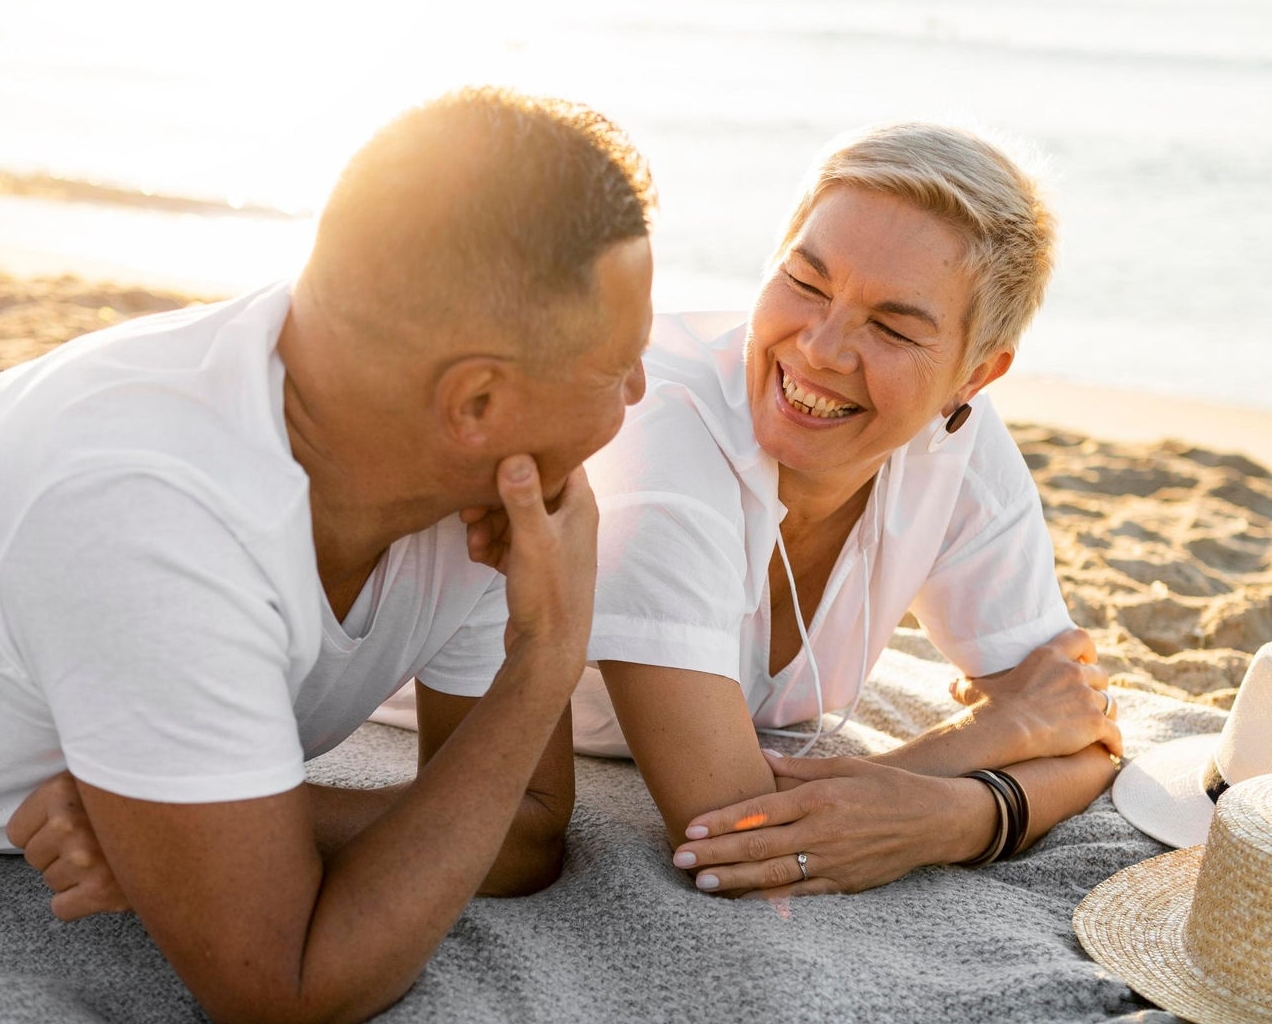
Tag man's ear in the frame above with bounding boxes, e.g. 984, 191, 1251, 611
435, 357, 514, 447
945, 349, 1013, 416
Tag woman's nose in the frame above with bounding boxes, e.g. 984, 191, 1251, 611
798, 316, 861, 372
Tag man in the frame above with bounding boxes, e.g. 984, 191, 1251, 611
0, 87, 654, 1024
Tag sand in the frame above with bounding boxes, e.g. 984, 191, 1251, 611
3, 272, 1266, 711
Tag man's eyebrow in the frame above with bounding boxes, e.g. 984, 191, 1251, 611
875, 300, 940, 332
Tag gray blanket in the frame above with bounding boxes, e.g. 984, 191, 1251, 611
0, 636, 1218, 1024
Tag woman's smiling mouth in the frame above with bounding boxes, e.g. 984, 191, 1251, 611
778, 365, 863, 420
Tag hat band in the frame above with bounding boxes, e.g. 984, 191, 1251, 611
1201, 756, 1229, 804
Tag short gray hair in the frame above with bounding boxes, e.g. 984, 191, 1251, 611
774, 123, 1056, 368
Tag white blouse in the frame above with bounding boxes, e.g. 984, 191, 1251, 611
575, 312, 1073, 757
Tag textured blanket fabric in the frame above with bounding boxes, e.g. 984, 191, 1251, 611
0, 637, 1215, 1023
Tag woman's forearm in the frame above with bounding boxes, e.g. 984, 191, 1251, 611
998, 743, 1120, 849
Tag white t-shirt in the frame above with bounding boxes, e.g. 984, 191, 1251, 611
0, 283, 506, 852
574, 312, 1073, 757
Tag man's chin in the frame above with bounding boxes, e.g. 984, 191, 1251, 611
541, 477, 568, 510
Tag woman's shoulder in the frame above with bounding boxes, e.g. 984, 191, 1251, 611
957, 393, 1036, 505
586, 312, 771, 513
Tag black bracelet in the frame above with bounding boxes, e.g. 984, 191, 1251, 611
959, 771, 1008, 867
960, 769, 1030, 866
995, 769, 1031, 859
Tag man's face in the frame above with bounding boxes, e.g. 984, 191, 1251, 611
510, 235, 653, 499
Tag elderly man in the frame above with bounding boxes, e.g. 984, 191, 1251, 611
0, 87, 654, 1024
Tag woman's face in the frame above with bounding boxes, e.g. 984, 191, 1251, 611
745, 186, 1006, 486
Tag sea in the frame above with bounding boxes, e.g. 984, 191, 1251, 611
1, 0, 1270, 408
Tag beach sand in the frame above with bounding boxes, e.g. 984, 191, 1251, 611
3, 272, 1266, 711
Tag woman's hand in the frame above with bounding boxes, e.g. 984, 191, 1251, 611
670, 756, 993, 899
6, 771, 131, 921
951, 628, 1123, 763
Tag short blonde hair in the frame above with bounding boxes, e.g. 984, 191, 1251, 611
774, 124, 1056, 368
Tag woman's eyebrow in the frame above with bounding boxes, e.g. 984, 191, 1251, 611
793, 244, 941, 331
875, 300, 940, 332
791, 245, 831, 280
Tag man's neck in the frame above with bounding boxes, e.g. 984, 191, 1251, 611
276, 294, 464, 608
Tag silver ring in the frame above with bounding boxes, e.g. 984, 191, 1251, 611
1099, 689, 1115, 717
796, 851, 809, 882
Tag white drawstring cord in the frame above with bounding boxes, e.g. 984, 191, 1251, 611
757, 481, 881, 756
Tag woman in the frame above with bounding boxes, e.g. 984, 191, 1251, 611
575, 123, 1122, 897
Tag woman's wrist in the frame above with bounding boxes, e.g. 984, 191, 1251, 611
965, 700, 1034, 767
936, 776, 1001, 865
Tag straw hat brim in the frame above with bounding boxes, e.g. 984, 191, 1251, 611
1112, 733, 1220, 849
1073, 846, 1272, 1024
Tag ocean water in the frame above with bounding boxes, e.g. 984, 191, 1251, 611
1, 0, 1270, 408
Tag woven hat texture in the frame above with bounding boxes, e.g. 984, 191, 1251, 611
1075, 774, 1272, 1024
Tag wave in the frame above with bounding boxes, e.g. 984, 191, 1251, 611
0, 172, 306, 220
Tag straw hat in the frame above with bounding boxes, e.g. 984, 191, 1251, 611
1112, 641, 1272, 848
1073, 774, 1272, 1024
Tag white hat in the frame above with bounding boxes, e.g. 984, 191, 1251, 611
1112, 642, 1272, 848
1074, 774, 1272, 1024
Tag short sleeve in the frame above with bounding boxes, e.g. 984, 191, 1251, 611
585, 378, 751, 678
910, 445, 1074, 677
415, 573, 509, 697
1, 473, 307, 803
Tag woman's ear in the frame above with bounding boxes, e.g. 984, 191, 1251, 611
435, 357, 512, 448
945, 349, 1013, 416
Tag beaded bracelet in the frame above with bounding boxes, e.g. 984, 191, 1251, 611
959, 769, 1032, 866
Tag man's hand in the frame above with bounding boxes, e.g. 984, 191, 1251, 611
464, 456, 598, 665
950, 628, 1122, 761
6, 771, 130, 920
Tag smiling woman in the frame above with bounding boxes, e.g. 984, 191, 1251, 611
571, 122, 1122, 900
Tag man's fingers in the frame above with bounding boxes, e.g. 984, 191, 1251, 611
5, 770, 77, 849
49, 883, 131, 922
5, 801, 42, 850
495, 455, 546, 519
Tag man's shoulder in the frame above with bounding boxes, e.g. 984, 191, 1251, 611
0, 283, 303, 542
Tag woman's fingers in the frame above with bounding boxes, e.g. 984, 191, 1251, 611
762, 752, 861, 783
690, 847, 811, 893
1049, 627, 1100, 665
949, 676, 982, 706
682, 789, 807, 841
737, 876, 842, 901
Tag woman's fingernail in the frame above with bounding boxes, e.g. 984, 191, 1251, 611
673, 851, 697, 868
685, 825, 708, 840
696, 873, 720, 891
761, 748, 784, 758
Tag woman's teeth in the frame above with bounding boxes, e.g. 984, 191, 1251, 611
781, 376, 859, 419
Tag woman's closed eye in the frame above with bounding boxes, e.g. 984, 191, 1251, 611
870, 319, 917, 345
783, 269, 829, 300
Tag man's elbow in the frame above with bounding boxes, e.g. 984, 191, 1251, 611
492, 830, 567, 897
480, 795, 572, 897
